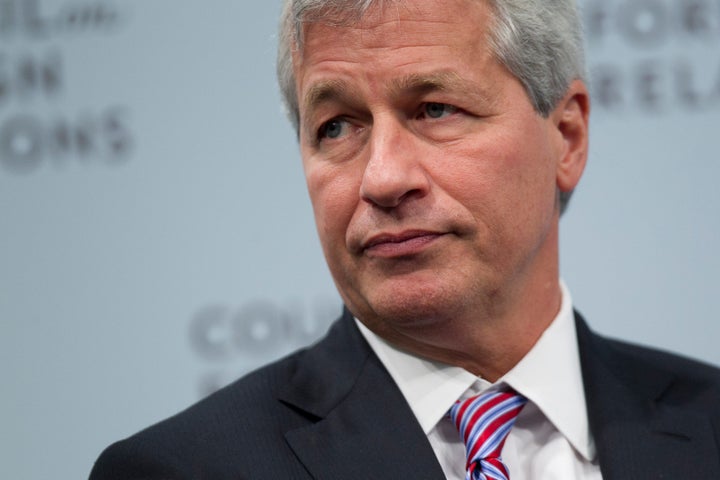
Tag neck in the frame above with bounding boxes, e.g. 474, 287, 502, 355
366, 224, 562, 382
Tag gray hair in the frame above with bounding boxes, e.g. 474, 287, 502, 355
277, 0, 586, 213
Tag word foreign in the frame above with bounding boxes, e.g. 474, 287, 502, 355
584, 0, 720, 47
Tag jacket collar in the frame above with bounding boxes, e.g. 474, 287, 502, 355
278, 308, 446, 479
277, 309, 720, 479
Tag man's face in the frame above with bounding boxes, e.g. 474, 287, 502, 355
293, 0, 587, 342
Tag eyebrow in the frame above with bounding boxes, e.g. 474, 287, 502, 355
300, 70, 493, 131
387, 71, 465, 96
303, 71, 480, 108
388, 71, 495, 107
302, 79, 353, 119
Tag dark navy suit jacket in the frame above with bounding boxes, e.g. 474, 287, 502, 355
90, 309, 720, 479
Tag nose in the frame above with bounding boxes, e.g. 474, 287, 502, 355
360, 118, 430, 209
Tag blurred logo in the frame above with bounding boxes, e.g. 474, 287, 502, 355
583, 0, 720, 113
188, 296, 341, 397
0, 0, 125, 39
0, 0, 133, 175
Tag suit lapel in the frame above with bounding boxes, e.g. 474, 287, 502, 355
576, 313, 720, 479
278, 309, 445, 480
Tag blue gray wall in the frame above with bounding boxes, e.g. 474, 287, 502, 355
1, 1, 719, 479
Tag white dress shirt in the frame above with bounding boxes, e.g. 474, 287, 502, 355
355, 282, 603, 479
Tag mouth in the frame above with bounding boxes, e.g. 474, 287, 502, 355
362, 230, 446, 258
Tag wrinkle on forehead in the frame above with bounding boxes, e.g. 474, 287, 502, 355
297, 21, 480, 72
299, 0, 403, 31
296, 0, 481, 55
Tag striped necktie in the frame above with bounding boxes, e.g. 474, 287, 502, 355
449, 389, 528, 480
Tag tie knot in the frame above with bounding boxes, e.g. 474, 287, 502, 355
450, 389, 527, 480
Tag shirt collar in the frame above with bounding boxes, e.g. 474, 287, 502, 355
354, 281, 595, 461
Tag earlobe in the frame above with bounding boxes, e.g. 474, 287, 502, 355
553, 80, 590, 193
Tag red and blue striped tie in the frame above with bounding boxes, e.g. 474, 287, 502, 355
450, 390, 527, 480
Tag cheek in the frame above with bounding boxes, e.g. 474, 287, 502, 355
486, 122, 558, 194
435, 127, 557, 233
305, 163, 359, 248
434, 135, 525, 211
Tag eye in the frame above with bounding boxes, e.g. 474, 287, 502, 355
318, 118, 347, 141
422, 102, 458, 119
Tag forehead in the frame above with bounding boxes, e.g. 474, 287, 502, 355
294, 0, 492, 56
292, 0, 496, 95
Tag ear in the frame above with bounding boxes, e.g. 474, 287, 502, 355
551, 79, 590, 194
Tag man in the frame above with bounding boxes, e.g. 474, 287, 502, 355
90, 0, 720, 478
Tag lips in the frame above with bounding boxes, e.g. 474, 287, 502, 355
361, 230, 445, 258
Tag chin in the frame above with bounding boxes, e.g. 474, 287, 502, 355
355, 284, 468, 329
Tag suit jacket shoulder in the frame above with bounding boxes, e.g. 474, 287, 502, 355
576, 313, 720, 479
89, 309, 445, 480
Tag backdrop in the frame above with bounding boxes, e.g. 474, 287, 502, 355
2, 1, 719, 479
